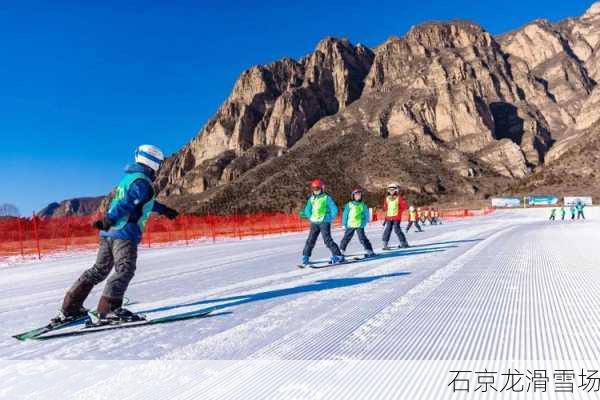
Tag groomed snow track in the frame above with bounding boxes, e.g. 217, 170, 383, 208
1, 208, 599, 399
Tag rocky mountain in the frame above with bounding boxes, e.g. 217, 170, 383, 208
44, 3, 600, 216
152, 3, 600, 213
38, 196, 107, 218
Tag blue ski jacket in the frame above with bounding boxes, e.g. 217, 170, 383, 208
100, 163, 169, 244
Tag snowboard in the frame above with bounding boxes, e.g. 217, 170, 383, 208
31, 307, 215, 340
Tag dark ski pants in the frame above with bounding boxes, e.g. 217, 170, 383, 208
406, 220, 423, 232
303, 222, 342, 257
67, 237, 137, 304
340, 228, 373, 252
578, 211, 585, 220
382, 220, 408, 246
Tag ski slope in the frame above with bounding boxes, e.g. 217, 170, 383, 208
1, 208, 599, 399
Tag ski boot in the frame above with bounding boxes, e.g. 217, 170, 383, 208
382, 242, 393, 251
329, 255, 345, 265
50, 306, 89, 326
398, 242, 410, 249
88, 308, 145, 327
299, 256, 311, 268
365, 250, 376, 258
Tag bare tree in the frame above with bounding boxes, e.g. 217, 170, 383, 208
0, 203, 20, 217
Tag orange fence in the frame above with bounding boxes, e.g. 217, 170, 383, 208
372, 207, 495, 222
0, 208, 494, 260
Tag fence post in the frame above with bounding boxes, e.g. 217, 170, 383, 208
32, 213, 41, 260
182, 216, 189, 245
18, 218, 24, 258
64, 216, 70, 251
210, 215, 216, 243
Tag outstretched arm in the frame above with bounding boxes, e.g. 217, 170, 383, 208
327, 196, 338, 220
153, 201, 179, 220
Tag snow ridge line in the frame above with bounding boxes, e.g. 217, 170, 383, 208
335, 224, 517, 358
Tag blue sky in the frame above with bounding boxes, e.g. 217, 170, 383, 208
1, 0, 593, 214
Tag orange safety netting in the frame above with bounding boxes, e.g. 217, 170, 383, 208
0, 208, 494, 260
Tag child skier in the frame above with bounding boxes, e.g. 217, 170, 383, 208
382, 182, 409, 250
560, 206, 566, 221
549, 208, 557, 221
570, 205, 577, 220
300, 179, 344, 266
340, 188, 375, 258
54, 145, 180, 325
406, 206, 424, 232
576, 201, 586, 220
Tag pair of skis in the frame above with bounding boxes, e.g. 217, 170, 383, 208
13, 306, 215, 341
297, 244, 411, 269
297, 253, 377, 269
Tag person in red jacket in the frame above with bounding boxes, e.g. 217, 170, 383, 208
382, 182, 409, 250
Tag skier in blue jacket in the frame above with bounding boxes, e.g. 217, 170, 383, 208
55, 145, 180, 325
340, 188, 375, 257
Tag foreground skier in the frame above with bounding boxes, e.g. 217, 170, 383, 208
300, 179, 344, 266
55, 145, 179, 325
381, 183, 409, 250
340, 188, 375, 258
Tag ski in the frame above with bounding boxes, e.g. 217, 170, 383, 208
12, 315, 90, 342
309, 255, 377, 269
12, 297, 134, 341
32, 308, 215, 340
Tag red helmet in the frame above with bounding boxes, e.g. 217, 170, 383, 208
310, 179, 325, 190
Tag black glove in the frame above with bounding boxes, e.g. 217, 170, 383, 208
162, 206, 179, 220
92, 217, 114, 231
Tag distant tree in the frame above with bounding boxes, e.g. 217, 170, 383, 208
0, 203, 20, 217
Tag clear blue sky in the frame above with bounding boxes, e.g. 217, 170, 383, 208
2, 0, 593, 214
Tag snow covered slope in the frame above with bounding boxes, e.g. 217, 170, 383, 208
1, 208, 598, 399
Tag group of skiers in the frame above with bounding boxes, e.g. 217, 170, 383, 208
51, 145, 441, 327
549, 201, 586, 221
300, 180, 441, 267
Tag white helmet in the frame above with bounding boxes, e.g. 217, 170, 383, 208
135, 144, 164, 172
387, 182, 400, 189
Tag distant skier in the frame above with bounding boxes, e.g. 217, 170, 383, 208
340, 188, 375, 258
418, 208, 426, 224
576, 201, 586, 220
570, 205, 577, 220
381, 182, 409, 250
300, 179, 344, 266
549, 208, 557, 221
406, 206, 424, 232
54, 145, 180, 325
560, 206, 566, 221
433, 208, 441, 224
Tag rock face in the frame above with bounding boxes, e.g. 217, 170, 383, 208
38, 196, 106, 218
157, 38, 374, 197
48, 3, 600, 215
